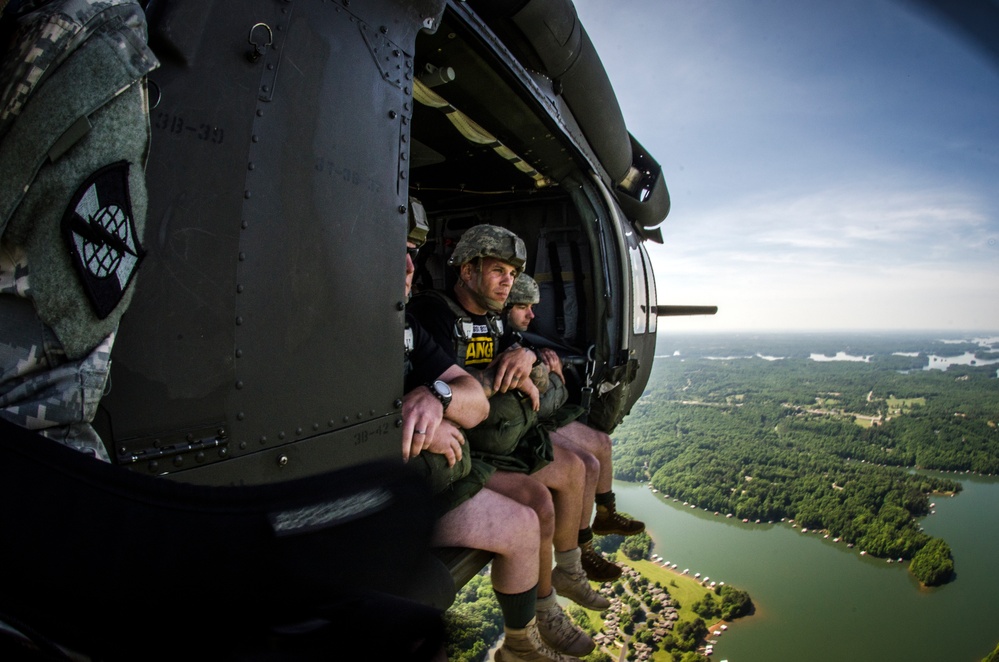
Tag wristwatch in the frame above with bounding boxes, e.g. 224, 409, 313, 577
426, 379, 452, 411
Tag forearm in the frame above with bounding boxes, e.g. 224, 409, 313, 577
438, 368, 489, 428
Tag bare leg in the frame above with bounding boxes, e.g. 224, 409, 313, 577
485, 470, 556, 597
552, 421, 613, 493
528, 443, 585, 554
433, 487, 540, 594
552, 434, 599, 531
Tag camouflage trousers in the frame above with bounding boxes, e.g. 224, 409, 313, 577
0, 294, 114, 462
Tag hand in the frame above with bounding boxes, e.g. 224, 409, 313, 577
518, 378, 540, 411
424, 419, 465, 467
401, 386, 444, 462
540, 348, 563, 381
490, 346, 536, 395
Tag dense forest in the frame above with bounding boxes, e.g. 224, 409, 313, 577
611, 333, 999, 586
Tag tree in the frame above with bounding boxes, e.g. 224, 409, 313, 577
620, 531, 653, 560
909, 537, 955, 586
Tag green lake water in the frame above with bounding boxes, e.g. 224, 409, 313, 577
613, 475, 999, 661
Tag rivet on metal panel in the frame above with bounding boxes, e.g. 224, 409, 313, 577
277, 455, 289, 467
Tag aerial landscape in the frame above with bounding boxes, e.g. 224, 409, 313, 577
447, 331, 999, 661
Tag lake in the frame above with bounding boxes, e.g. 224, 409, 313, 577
614, 475, 999, 661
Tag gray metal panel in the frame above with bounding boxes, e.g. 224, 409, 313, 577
99, 0, 430, 482
231, 2, 410, 463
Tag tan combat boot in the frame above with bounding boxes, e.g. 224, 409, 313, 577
494, 617, 577, 661
535, 595, 595, 656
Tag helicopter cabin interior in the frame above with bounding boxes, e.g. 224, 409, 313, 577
405, 2, 665, 394
400, 2, 670, 600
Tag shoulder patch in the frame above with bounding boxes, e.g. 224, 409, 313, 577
61, 161, 145, 319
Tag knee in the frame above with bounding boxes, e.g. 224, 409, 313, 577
580, 451, 600, 481
514, 502, 541, 540
510, 506, 541, 557
593, 429, 613, 462
529, 488, 556, 538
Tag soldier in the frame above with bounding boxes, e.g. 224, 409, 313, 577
408, 224, 608, 657
403, 208, 584, 661
0, 0, 158, 461
505, 273, 646, 583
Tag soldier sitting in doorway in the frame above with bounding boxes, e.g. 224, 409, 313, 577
504, 273, 646, 583
408, 222, 611, 657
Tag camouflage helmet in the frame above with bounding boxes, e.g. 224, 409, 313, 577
448, 224, 527, 271
408, 198, 429, 247
508, 273, 540, 306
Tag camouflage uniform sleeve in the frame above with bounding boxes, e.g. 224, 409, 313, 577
0, 0, 157, 461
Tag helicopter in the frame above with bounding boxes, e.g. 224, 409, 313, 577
0, 0, 714, 657
95, 1, 715, 525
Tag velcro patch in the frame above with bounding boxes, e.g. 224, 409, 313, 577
61, 161, 145, 319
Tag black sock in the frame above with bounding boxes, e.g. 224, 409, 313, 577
595, 491, 615, 507
494, 584, 538, 629
578, 526, 593, 546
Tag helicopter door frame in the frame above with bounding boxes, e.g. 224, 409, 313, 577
590, 171, 634, 356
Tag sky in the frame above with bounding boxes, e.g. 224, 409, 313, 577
573, 0, 999, 333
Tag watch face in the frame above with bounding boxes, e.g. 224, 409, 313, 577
434, 380, 452, 398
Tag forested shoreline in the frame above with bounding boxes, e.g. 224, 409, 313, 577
611, 333, 999, 587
